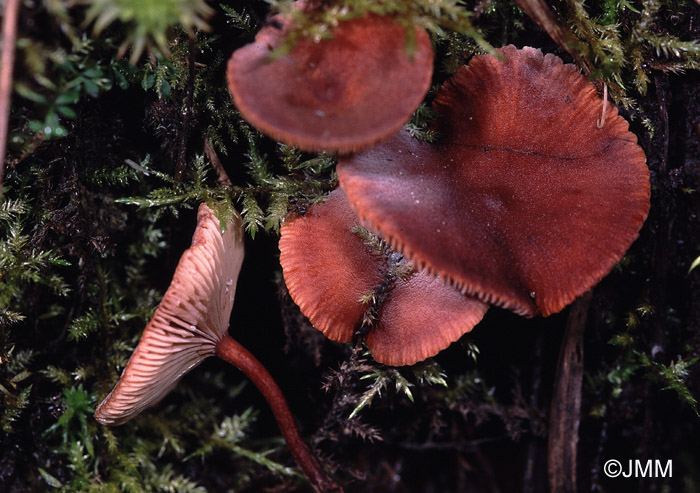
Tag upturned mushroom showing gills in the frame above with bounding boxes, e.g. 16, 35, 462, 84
227, 9, 433, 154
95, 203, 339, 493
338, 45, 650, 317
279, 189, 489, 366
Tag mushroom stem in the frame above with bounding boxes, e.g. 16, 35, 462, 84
215, 334, 341, 493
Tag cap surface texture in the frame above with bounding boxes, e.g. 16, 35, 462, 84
227, 11, 434, 153
338, 46, 650, 316
280, 189, 488, 365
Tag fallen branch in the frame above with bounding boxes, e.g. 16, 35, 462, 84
548, 290, 592, 493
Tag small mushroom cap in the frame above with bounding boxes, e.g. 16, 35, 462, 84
338, 46, 650, 317
95, 204, 244, 425
227, 12, 434, 154
280, 190, 384, 343
367, 273, 488, 366
279, 189, 488, 366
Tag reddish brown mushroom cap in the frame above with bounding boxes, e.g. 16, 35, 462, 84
280, 190, 384, 343
95, 204, 244, 425
227, 12, 434, 154
367, 273, 488, 366
279, 189, 488, 366
338, 46, 650, 317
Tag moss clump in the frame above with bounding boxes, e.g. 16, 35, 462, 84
2, 1, 700, 491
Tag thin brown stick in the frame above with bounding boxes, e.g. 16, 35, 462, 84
0, 0, 21, 190
548, 291, 592, 493
597, 84, 608, 129
513, 0, 591, 74
637, 75, 672, 493
216, 334, 341, 493
204, 137, 232, 186
174, 35, 196, 182
649, 74, 670, 362
523, 331, 544, 493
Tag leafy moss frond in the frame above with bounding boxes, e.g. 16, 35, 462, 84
1, 384, 33, 433
267, 0, 494, 59
187, 409, 302, 479
639, 353, 700, 416
84, 0, 214, 63
559, 0, 700, 102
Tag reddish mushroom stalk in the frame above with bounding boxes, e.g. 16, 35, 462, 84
95, 204, 339, 492
215, 335, 339, 492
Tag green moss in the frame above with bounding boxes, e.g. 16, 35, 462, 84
3, 0, 700, 490
84, 0, 213, 62
560, 0, 700, 105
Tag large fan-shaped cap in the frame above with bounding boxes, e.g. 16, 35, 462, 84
227, 11, 434, 153
338, 46, 650, 317
279, 189, 488, 366
95, 204, 245, 425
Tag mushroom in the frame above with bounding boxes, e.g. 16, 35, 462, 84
279, 189, 488, 366
227, 9, 434, 153
95, 203, 339, 492
338, 46, 650, 317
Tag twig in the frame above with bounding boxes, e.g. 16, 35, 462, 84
0, 0, 21, 191
396, 435, 506, 452
638, 74, 672, 493
513, 0, 591, 75
204, 137, 232, 186
474, 446, 502, 493
589, 419, 608, 492
523, 331, 544, 493
174, 35, 196, 182
548, 290, 592, 493
597, 84, 608, 128
650, 74, 670, 362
